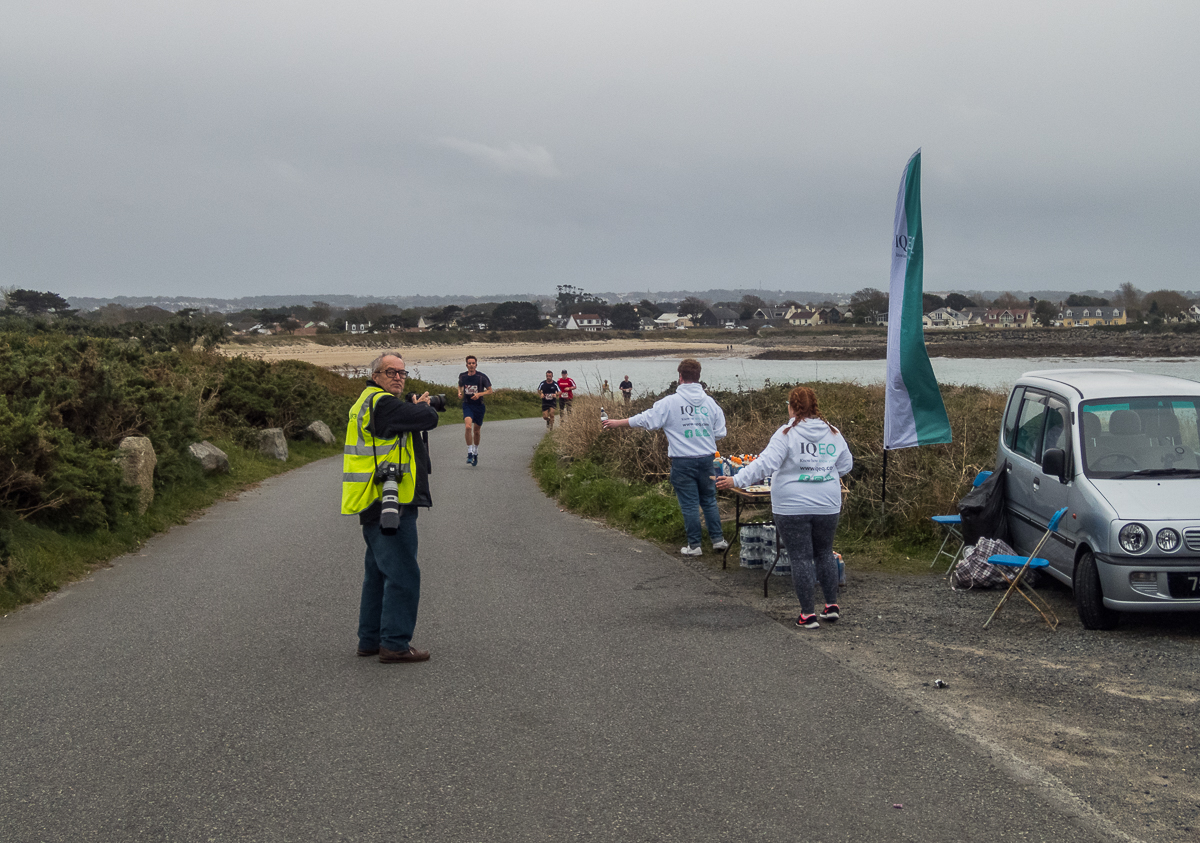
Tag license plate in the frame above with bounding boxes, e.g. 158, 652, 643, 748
1167, 572, 1200, 598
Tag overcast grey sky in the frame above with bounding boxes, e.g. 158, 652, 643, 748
3, 1, 1197, 300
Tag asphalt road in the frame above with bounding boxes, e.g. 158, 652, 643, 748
1, 418, 1122, 842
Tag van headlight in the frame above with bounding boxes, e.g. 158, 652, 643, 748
1119, 523, 1150, 553
1156, 528, 1181, 552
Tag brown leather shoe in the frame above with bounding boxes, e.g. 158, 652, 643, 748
379, 646, 430, 663
356, 647, 379, 657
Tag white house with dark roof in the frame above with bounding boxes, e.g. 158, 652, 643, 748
565, 313, 608, 331
924, 306, 968, 328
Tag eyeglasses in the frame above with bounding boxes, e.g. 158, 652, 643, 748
375, 368, 408, 379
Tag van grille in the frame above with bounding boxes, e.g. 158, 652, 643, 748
1185, 528, 1200, 552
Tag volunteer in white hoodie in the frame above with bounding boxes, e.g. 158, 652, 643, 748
602, 358, 728, 557
717, 386, 852, 629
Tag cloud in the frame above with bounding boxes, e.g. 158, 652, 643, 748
438, 138, 561, 179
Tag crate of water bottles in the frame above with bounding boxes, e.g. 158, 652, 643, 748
738, 522, 791, 574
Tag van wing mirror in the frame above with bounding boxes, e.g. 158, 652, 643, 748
1041, 447, 1067, 482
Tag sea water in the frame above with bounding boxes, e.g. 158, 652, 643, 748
405, 355, 1200, 396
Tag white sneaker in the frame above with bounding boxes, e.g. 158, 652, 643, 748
680, 545, 702, 556
711, 539, 729, 551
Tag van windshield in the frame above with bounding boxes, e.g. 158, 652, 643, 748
1080, 397, 1200, 478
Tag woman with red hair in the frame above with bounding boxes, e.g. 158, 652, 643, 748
717, 386, 852, 629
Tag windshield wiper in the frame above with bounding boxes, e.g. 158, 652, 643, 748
1108, 467, 1200, 479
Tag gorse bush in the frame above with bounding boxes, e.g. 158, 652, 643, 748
214, 357, 359, 441
0, 309, 229, 351
544, 381, 1006, 549
0, 332, 360, 533
0, 334, 194, 530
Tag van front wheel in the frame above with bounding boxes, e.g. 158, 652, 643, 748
1075, 551, 1120, 630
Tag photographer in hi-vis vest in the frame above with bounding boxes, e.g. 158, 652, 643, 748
341, 352, 440, 663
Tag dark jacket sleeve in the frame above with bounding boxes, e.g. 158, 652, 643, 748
360, 394, 440, 520
367, 394, 440, 439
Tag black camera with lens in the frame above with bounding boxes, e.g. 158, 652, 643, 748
375, 464, 403, 535
408, 392, 447, 412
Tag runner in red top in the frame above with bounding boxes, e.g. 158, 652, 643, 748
556, 370, 576, 415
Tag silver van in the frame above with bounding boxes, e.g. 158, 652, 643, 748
997, 369, 1200, 629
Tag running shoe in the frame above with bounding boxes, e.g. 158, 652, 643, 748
466, 452, 473, 465
795, 613, 820, 629
472, 453, 479, 466
711, 539, 729, 551
679, 545, 702, 556
819, 604, 840, 622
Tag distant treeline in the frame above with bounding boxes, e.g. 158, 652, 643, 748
68, 286, 1186, 314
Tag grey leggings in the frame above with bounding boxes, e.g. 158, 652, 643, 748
774, 513, 840, 615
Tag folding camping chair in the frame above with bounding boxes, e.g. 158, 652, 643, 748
930, 470, 992, 572
982, 506, 1067, 630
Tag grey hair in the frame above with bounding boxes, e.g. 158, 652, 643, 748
368, 351, 403, 374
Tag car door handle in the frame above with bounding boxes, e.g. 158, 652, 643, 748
1032, 479, 1040, 491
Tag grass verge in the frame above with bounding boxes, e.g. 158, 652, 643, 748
531, 434, 929, 576
532, 381, 1008, 577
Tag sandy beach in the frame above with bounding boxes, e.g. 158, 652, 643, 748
222, 337, 755, 368
219, 326, 1200, 372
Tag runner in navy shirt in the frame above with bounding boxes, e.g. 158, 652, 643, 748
537, 370, 560, 429
619, 376, 633, 405
457, 355, 492, 466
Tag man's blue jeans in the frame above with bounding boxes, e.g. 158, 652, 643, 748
358, 508, 421, 652
670, 456, 724, 547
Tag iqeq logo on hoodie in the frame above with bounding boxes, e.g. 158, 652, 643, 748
796, 441, 837, 456
679, 405, 710, 417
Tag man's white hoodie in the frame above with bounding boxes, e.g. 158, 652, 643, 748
731, 418, 852, 515
627, 383, 726, 458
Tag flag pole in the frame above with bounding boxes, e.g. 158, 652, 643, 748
881, 448, 888, 506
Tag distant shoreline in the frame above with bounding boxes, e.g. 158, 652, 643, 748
220, 328, 1200, 369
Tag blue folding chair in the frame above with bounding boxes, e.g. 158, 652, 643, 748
983, 507, 1067, 630
930, 470, 993, 572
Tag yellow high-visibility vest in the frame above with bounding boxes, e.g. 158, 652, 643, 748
341, 386, 416, 515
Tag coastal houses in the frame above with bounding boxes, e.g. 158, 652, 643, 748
949, 307, 1034, 329
1057, 306, 1126, 327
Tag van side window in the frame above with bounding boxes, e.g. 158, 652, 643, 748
1041, 396, 1071, 473
1002, 387, 1025, 450
1013, 394, 1048, 462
